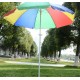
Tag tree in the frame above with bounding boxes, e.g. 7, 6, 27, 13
41, 25, 73, 61
41, 35, 50, 58
47, 29, 57, 60
55, 26, 73, 60
71, 2, 80, 65
63, 2, 80, 66
30, 41, 38, 57
41, 29, 57, 60
1, 25, 34, 58
14, 27, 33, 58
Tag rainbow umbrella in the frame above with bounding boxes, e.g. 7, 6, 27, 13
4, 2, 74, 29
4, 2, 74, 77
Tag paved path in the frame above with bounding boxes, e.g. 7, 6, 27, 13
5, 61, 66, 67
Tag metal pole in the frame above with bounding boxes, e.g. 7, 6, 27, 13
38, 9, 41, 77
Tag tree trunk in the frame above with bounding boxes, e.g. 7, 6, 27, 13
53, 50, 56, 61
25, 53, 28, 58
12, 45, 15, 58
0, 23, 2, 29
12, 45, 15, 54
79, 55, 80, 65
29, 53, 30, 58
22, 51, 24, 57
22, 52, 25, 58
4, 50, 6, 56
57, 49, 61, 61
74, 42, 80, 66
50, 54, 53, 61
9, 48, 11, 56
18, 45, 20, 55
27, 53, 30, 58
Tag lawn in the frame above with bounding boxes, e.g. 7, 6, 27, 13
0, 63, 80, 77
0, 57, 80, 77
0, 57, 74, 65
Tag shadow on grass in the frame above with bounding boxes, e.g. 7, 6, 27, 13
65, 65, 80, 68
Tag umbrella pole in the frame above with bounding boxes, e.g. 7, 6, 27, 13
38, 9, 41, 77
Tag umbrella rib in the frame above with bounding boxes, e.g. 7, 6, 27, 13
33, 9, 39, 28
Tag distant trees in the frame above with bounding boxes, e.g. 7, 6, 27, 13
41, 35, 51, 58
0, 25, 37, 58
30, 41, 38, 57
41, 26, 72, 61
0, 2, 38, 58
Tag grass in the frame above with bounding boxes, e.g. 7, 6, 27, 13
0, 57, 80, 77
0, 57, 74, 65
0, 63, 80, 77
0, 63, 38, 77
41, 68, 80, 77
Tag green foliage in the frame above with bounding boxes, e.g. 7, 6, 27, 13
71, 2, 80, 11
41, 26, 72, 58
71, 2, 80, 56
30, 41, 38, 56
56, 26, 72, 49
17, 27, 33, 53
41, 35, 50, 57
0, 25, 35, 56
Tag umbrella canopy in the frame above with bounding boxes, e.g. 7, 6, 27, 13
17, 2, 74, 14
51, 4, 74, 14
17, 2, 50, 9
4, 2, 74, 29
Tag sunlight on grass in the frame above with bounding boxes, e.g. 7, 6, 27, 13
0, 62, 80, 77
0, 57, 74, 66
0, 57, 80, 77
